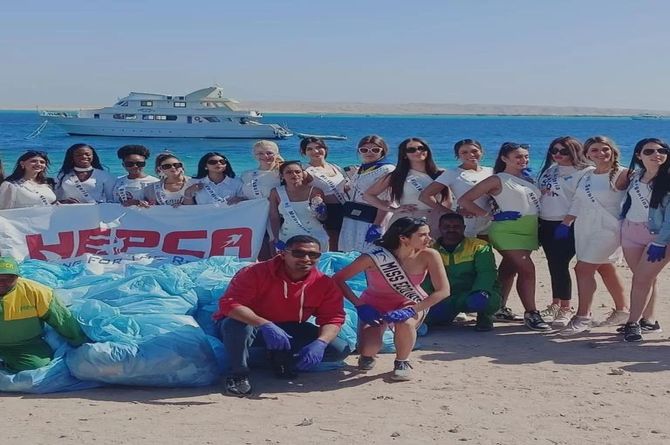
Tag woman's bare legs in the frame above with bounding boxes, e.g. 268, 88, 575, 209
498, 250, 536, 311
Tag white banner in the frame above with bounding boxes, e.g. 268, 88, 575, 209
0, 200, 269, 267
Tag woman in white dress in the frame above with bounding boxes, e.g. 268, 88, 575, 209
338, 135, 395, 253
559, 136, 630, 336
302, 137, 350, 251
112, 144, 159, 207
268, 161, 329, 251
183, 152, 243, 206
536, 136, 593, 328
619, 138, 670, 341
0, 150, 57, 209
239, 140, 284, 259
419, 139, 493, 238
363, 137, 442, 227
55, 143, 115, 204
144, 153, 196, 207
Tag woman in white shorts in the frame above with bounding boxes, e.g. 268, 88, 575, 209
419, 139, 493, 238
559, 136, 630, 336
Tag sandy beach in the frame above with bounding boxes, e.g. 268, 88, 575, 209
1, 249, 668, 445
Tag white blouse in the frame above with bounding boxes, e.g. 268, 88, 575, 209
193, 176, 243, 205
0, 180, 57, 209
55, 169, 115, 203
111, 175, 160, 203
239, 169, 280, 199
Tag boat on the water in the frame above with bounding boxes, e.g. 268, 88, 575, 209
39, 86, 292, 139
631, 113, 666, 120
295, 132, 347, 141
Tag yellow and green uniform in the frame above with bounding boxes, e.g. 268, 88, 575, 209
0, 277, 88, 372
423, 237, 502, 324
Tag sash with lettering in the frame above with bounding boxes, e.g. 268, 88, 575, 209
366, 245, 428, 325
277, 186, 312, 235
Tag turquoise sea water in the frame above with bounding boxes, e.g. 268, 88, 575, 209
1, 110, 669, 177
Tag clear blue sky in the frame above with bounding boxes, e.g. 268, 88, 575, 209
2, 0, 669, 109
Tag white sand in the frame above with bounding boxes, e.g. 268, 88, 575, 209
1, 251, 669, 445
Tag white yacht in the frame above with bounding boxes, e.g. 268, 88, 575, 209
39, 86, 292, 139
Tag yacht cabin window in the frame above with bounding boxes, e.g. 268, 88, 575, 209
174, 101, 186, 108
140, 100, 153, 107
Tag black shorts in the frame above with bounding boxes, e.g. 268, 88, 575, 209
324, 203, 345, 230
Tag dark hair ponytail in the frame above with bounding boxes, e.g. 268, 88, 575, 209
374, 217, 428, 251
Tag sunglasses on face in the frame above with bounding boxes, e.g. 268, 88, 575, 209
549, 147, 570, 156
287, 249, 322, 260
503, 142, 530, 150
405, 145, 428, 154
124, 161, 146, 168
160, 162, 183, 170
641, 148, 670, 156
206, 158, 227, 165
358, 146, 383, 154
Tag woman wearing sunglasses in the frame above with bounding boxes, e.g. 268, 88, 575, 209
55, 143, 115, 204
458, 142, 549, 330
269, 161, 329, 252
363, 137, 442, 229
333, 217, 449, 381
182, 152, 243, 205
144, 152, 196, 207
419, 139, 493, 237
0, 150, 57, 209
339, 135, 395, 252
618, 138, 670, 341
558, 136, 630, 336
112, 144, 159, 207
302, 137, 350, 251
535, 137, 593, 328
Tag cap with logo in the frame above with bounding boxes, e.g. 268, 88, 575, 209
0, 257, 20, 276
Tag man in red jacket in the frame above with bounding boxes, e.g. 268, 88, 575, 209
214, 235, 350, 396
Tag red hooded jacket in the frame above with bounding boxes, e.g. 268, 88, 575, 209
213, 256, 345, 326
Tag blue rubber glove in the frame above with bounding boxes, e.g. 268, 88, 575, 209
466, 290, 490, 312
365, 224, 383, 243
295, 339, 328, 371
521, 167, 534, 179
647, 243, 667, 262
313, 202, 327, 217
383, 306, 417, 323
554, 223, 571, 240
259, 322, 292, 350
492, 211, 522, 222
356, 304, 383, 327
273, 240, 286, 251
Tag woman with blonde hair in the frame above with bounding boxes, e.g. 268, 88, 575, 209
559, 136, 630, 335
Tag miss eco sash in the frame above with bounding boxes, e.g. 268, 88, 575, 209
367, 246, 425, 304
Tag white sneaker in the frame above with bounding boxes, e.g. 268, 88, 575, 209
559, 316, 592, 336
595, 309, 630, 327
552, 307, 575, 328
454, 312, 469, 322
540, 304, 561, 323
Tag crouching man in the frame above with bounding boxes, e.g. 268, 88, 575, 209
214, 235, 351, 396
0, 256, 89, 372
423, 213, 502, 331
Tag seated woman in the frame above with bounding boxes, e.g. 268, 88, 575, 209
0, 150, 57, 209
269, 161, 329, 252
183, 152, 244, 205
55, 143, 115, 204
144, 153, 196, 207
112, 144, 159, 207
333, 217, 450, 381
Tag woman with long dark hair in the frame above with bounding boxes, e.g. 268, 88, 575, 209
144, 152, 196, 207
268, 161, 329, 251
301, 137, 350, 251
55, 143, 115, 203
363, 137, 442, 227
536, 136, 593, 328
419, 139, 493, 238
333, 217, 449, 381
618, 138, 670, 341
112, 144, 159, 207
339, 135, 395, 252
0, 150, 57, 209
458, 142, 549, 330
183, 152, 243, 205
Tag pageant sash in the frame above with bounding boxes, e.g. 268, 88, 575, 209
277, 186, 312, 234
17, 180, 51, 206
366, 246, 425, 304
311, 167, 349, 204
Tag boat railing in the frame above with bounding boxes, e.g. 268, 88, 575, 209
39, 110, 77, 118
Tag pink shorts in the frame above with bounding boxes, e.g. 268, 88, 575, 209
621, 220, 655, 249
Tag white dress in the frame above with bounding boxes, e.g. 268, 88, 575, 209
55, 169, 116, 203
0, 180, 57, 209
239, 169, 280, 200
193, 176, 243, 205
304, 164, 349, 203
389, 169, 434, 225
435, 166, 493, 237
538, 165, 593, 221
276, 186, 329, 251
144, 178, 197, 206
338, 163, 395, 252
572, 168, 626, 264
111, 175, 160, 203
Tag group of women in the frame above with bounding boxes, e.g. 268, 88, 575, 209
1, 135, 668, 348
